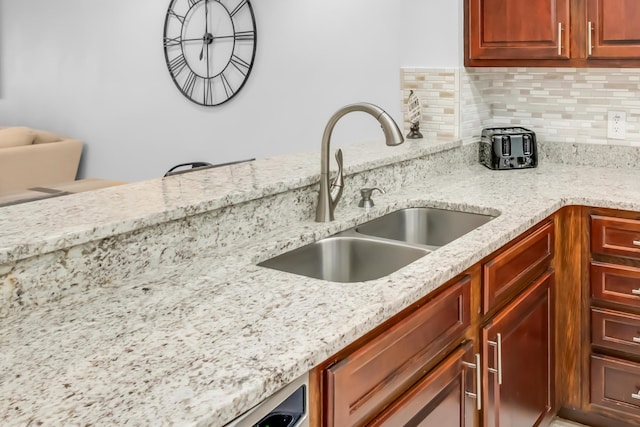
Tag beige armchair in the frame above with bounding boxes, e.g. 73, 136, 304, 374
0, 127, 83, 194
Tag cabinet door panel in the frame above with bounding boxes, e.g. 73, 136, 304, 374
483, 221, 554, 314
591, 215, 640, 260
468, 0, 570, 59
591, 308, 640, 356
591, 262, 640, 308
588, 0, 640, 58
325, 278, 471, 427
483, 272, 554, 427
368, 343, 475, 427
591, 354, 640, 421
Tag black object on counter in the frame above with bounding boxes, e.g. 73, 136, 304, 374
479, 127, 537, 170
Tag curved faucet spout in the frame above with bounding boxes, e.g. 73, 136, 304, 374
315, 103, 405, 222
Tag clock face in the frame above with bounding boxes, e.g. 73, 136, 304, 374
163, 0, 257, 106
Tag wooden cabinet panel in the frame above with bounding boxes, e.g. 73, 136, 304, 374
592, 308, 640, 356
368, 343, 475, 427
467, 0, 570, 60
483, 221, 554, 314
591, 215, 640, 260
587, 0, 640, 58
591, 262, 640, 308
483, 271, 554, 427
466, 0, 640, 66
591, 354, 640, 421
324, 277, 471, 427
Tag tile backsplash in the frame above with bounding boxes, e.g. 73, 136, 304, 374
401, 67, 640, 147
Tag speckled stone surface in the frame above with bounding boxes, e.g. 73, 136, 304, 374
2, 140, 640, 426
540, 139, 640, 168
0, 140, 474, 319
0, 138, 460, 265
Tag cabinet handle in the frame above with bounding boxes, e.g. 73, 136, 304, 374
633, 240, 640, 247
463, 353, 482, 411
633, 337, 640, 343
632, 288, 640, 296
633, 391, 640, 400
588, 21, 593, 56
557, 23, 563, 56
488, 333, 503, 385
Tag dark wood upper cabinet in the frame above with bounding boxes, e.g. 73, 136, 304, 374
467, 0, 570, 61
588, 0, 640, 58
465, 0, 640, 67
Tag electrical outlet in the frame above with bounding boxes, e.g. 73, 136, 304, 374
608, 111, 627, 140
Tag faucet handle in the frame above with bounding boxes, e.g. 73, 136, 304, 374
330, 149, 344, 204
358, 187, 385, 208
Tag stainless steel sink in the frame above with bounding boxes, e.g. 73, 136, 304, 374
258, 207, 496, 283
258, 235, 428, 283
355, 207, 495, 250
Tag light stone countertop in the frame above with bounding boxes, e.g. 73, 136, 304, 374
0, 138, 459, 265
2, 146, 640, 425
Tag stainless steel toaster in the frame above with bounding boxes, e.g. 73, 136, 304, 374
479, 127, 537, 170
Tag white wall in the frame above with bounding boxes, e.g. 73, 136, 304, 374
400, 0, 463, 67
0, 1, 460, 182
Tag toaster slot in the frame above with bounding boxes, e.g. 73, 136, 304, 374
495, 135, 511, 156
523, 135, 532, 155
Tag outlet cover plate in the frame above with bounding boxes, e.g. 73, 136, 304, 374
608, 111, 627, 140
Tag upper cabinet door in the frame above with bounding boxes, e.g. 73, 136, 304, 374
467, 0, 571, 60
587, 0, 640, 58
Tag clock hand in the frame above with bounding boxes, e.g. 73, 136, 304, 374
199, 0, 209, 60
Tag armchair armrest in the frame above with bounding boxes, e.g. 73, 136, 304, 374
0, 138, 83, 193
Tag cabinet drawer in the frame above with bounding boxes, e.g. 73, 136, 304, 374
592, 308, 640, 356
324, 277, 471, 427
368, 342, 474, 427
483, 221, 554, 313
591, 215, 640, 260
591, 354, 640, 420
591, 262, 640, 308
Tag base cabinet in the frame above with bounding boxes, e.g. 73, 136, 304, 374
586, 208, 640, 426
319, 276, 471, 427
482, 272, 555, 427
591, 354, 640, 420
313, 219, 556, 427
368, 342, 475, 427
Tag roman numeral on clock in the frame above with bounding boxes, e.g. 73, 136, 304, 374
182, 71, 198, 98
234, 31, 254, 42
230, 0, 247, 17
168, 10, 185, 23
220, 72, 234, 98
168, 54, 187, 76
163, 36, 182, 47
230, 55, 250, 76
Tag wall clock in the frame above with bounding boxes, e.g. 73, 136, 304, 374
163, 0, 257, 106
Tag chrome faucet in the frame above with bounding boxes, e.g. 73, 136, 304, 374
315, 103, 405, 222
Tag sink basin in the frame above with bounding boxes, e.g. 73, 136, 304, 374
355, 207, 495, 249
258, 236, 428, 283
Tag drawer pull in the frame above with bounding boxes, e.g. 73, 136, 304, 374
634, 337, 640, 343
463, 353, 482, 411
488, 333, 503, 385
632, 288, 640, 296
587, 21, 593, 56
633, 391, 640, 400
634, 240, 640, 247
557, 23, 563, 56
